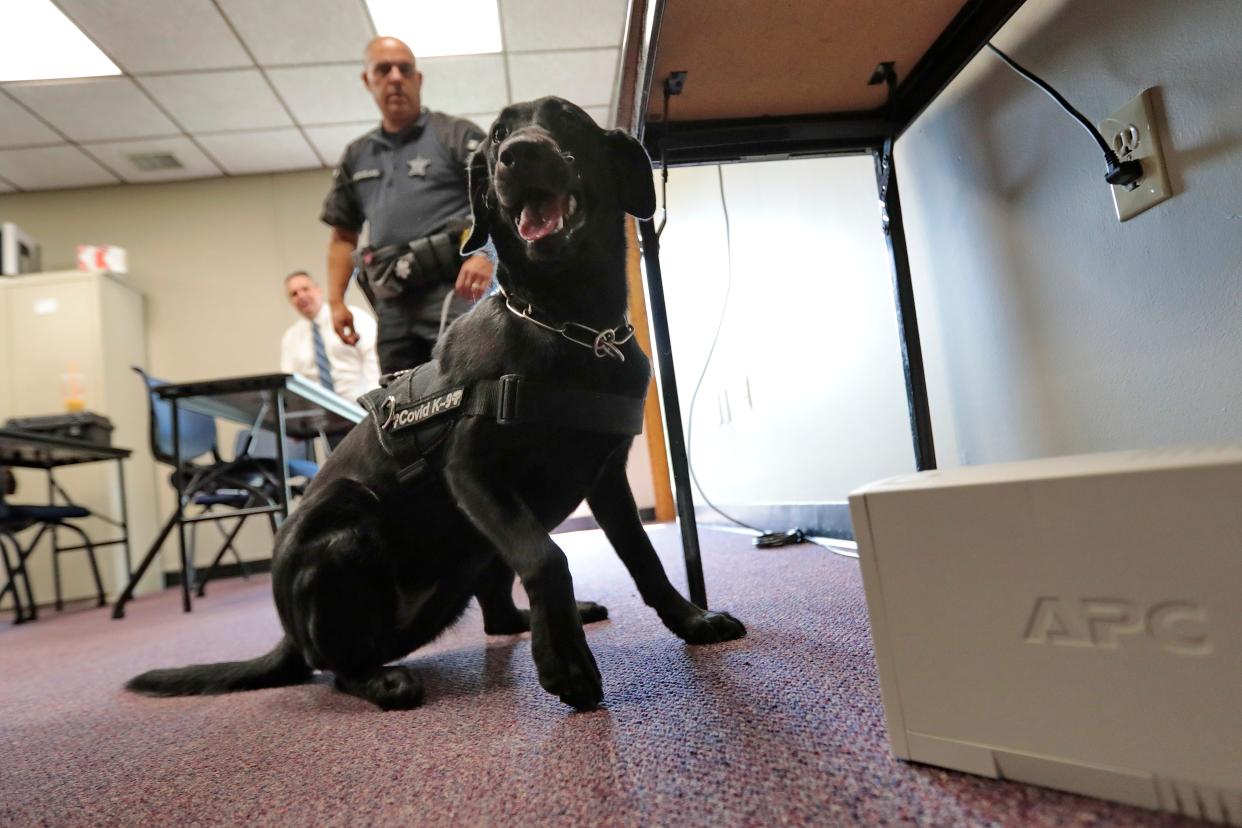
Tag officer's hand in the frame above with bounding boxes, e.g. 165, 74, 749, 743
455, 255, 495, 301
331, 302, 359, 345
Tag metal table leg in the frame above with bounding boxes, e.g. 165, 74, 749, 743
874, 139, 937, 471
47, 471, 63, 611
115, 458, 132, 579
273, 389, 291, 523
637, 218, 708, 610
171, 398, 192, 612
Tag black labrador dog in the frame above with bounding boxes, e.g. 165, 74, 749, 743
127, 97, 745, 711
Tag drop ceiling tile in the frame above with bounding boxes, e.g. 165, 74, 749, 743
0, 93, 62, 148
507, 49, 618, 108
0, 145, 118, 190
6, 79, 178, 142
82, 136, 222, 183
215, 0, 375, 66
55, 0, 252, 73
266, 65, 376, 125
302, 122, 375, 165
419, 55, 509, 117
500, 0, 628, 52
138, 70, 292, 132
195, 128, 320, 175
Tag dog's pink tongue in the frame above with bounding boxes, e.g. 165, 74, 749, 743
518, 195, 567, 242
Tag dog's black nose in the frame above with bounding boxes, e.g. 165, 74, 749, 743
497, 134, 557, 170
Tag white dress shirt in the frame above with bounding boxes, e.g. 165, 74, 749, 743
280, 303, 380, 401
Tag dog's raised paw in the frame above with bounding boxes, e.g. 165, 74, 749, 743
678, 610, 747, 645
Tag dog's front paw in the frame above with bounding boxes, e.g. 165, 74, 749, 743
576, 600, 608, 624
675, 610, 747, 645
533, 633, 603, 710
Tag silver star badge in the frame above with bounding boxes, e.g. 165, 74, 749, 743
407, 156, 431, 177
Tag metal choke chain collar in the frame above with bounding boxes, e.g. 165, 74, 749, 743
499, 287, 634, 362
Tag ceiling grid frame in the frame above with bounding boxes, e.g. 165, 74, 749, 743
0, 0, 631, 191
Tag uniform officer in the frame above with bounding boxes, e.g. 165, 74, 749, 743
321, 36, 495, 374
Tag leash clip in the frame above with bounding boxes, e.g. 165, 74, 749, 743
379, 396, 398, 430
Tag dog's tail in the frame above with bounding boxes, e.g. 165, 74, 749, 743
125, 636, 311, 697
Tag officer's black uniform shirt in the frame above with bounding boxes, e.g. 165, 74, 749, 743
320, 108, 485, 341
321, 108, 483, 248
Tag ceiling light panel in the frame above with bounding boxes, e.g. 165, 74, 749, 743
0, 0, 119, 82
365, 0, 502, 58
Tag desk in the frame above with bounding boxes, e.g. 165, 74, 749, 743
111, 372, 366, 618
0, 429, 133, 620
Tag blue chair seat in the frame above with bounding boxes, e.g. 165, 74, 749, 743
286, 459, 319, 479
193, 491, 252, 508
3, 503, 91, 523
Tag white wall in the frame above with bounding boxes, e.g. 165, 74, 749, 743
897, 0, 1242, 466
656, 157, 916, 505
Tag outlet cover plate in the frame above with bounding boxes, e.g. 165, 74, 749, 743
1099, 88, 1171, 222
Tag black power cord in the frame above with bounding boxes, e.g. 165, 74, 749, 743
986, 43, 1143, 188
682, 165, 809, 550
656, 72, 838, 554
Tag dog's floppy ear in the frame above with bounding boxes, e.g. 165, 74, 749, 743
460, 146, 491, 255
606, 129, 657, 219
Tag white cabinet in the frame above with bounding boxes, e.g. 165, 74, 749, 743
1, 271, 160, 610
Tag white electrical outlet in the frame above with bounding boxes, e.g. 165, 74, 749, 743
1098, 88, 1172, 221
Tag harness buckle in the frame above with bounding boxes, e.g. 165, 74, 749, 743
496, 375, 521, 425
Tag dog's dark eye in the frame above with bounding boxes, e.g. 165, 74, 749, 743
491, 124, 508, 143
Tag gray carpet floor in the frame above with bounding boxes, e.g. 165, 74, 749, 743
0, 525, 1204, 827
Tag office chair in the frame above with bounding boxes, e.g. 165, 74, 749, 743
0, 484, 104, 623
191, 429, 319, 598
118, 368, 286, 612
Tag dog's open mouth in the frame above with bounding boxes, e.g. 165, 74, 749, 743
517, 192, 574, 242
503, 189, 583, 245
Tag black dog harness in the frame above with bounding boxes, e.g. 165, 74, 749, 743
358, 360, 646, 484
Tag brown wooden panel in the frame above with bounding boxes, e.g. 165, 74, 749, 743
647, 0, 969, 121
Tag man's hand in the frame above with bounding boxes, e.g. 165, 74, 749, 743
454, 254, 495, 301
331, 302, 359, 345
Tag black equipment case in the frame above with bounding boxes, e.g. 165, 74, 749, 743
4, 412, 115, 446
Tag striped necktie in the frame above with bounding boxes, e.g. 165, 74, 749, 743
310, 320, 335, 392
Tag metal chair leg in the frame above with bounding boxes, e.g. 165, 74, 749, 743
196, 514, 250, 597
11, 525, 48, 621
112, 509, 180, 619
0, 531, 31, 623
52, 530, 63, 612
55, 522, 106, 608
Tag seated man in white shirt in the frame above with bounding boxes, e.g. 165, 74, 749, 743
280, 271, 380, 401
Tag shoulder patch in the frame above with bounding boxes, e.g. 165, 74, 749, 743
351, 169, 382, 182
